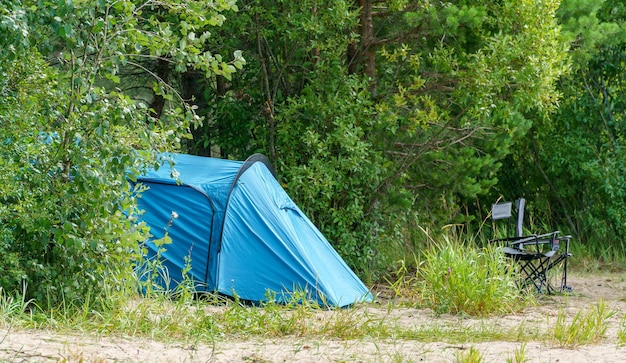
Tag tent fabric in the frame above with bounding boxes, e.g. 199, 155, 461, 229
135, 153, 372, 307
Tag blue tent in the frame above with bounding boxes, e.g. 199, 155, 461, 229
134, 153, 372, 307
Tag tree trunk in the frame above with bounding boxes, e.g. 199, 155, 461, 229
347, 0, 376, 90
255, 13, 276, 163
149, 58, 169, 119
183, 71, 213, 156
361, 0, 376, 81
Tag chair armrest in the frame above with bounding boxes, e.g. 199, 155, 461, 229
508, 231, 560, 253
490, 231, 560, 244
516, 231, 559, 245
554, 235, 572, 253
490, 235, 537, 244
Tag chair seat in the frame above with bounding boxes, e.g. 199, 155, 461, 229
503, 247, 556, 260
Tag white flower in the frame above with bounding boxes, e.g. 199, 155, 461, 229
171, 211, 179, 219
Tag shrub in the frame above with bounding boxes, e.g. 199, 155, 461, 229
0, 0, 240, 309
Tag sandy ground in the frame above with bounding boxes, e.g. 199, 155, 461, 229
0, 272, 625, 362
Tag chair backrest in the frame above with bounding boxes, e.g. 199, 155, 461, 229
492, 202, 512, 220
491, 198, 526, 239
515, 198, 526, 238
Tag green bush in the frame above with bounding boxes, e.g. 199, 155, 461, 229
0, 60, 150, 306
0, 0, 240, 309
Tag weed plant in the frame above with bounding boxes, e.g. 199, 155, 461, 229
619, 314, 626, 344
455, 346, 483, 362
0, 284, 33, 324
506, 343, 528, 363
552, 300, 615, 347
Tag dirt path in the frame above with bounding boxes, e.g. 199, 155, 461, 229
1, 273, 625, 362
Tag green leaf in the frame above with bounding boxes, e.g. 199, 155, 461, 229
92, 18, 104, 33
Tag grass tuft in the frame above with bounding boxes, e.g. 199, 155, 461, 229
0, 283, 34, 323
552, 299, 615, 347
619, 314, 626, 344
456, 346, 483, 362
506, 343, 528, 363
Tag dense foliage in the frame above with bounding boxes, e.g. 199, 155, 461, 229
493, 0, 626, 259
0, 0, 241, 305
194, 0, 570, 275
1, 0, 624, 307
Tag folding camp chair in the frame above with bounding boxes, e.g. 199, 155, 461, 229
490, 198, 572, 294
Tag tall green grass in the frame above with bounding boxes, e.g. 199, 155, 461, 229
567, 241, 626, 273
390, 234, 530, 316
0, 284, 33, 323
